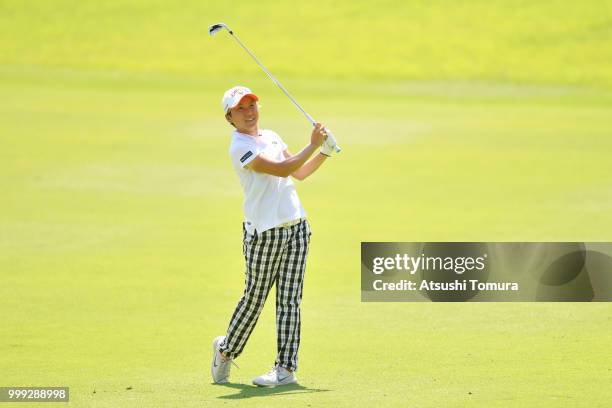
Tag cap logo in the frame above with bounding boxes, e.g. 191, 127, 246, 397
230, 87, 247, 98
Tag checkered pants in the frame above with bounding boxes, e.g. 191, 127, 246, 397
219, 219, 311, 371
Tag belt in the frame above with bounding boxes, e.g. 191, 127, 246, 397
278, 218, 305, 228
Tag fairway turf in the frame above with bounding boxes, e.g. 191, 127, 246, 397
2, 1, 612, 407
2, 0, 612, 87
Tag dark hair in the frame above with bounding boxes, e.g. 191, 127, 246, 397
225, 111, 236, 128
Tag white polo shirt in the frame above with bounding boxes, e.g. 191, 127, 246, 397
229, 129, 306, 234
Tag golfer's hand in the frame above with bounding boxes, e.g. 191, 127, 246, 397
320, 129, 338, 156
320, 136, 335, 156
310, 123, 327, 147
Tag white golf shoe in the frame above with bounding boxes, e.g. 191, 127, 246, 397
211, 336, 235, 384
252, 365, 297, 387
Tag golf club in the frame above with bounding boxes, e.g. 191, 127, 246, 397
209, 22, 341, 153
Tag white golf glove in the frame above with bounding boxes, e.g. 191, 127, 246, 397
320, 129, 339, 156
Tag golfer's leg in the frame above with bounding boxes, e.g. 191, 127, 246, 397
220, 227, 285, 359
275, 220, 310, 371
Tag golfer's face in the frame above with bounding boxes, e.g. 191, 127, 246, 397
230, 96, 259, 133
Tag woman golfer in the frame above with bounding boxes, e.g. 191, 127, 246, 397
211, 86, 334, 386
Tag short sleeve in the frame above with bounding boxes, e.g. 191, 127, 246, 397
272, 131, 288, 151
230, 139, 260, 169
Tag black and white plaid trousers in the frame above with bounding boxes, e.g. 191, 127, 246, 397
219, 219, 311, 371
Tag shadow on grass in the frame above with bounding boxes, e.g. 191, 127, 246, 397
215, 382, 332, 400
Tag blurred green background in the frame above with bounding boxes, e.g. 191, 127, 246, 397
1, 1, 612, 407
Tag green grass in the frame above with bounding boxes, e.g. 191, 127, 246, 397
1, 0, 612, 86
2, 1, 612, 407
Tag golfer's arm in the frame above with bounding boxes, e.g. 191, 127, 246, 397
284, 150, 327, 181
247, 143, 318, 177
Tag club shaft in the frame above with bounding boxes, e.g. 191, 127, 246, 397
229, 33, 316, 126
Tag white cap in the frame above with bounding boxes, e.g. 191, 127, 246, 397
222, 86, 259, 113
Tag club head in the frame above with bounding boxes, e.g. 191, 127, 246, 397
209, 22, 232, 36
